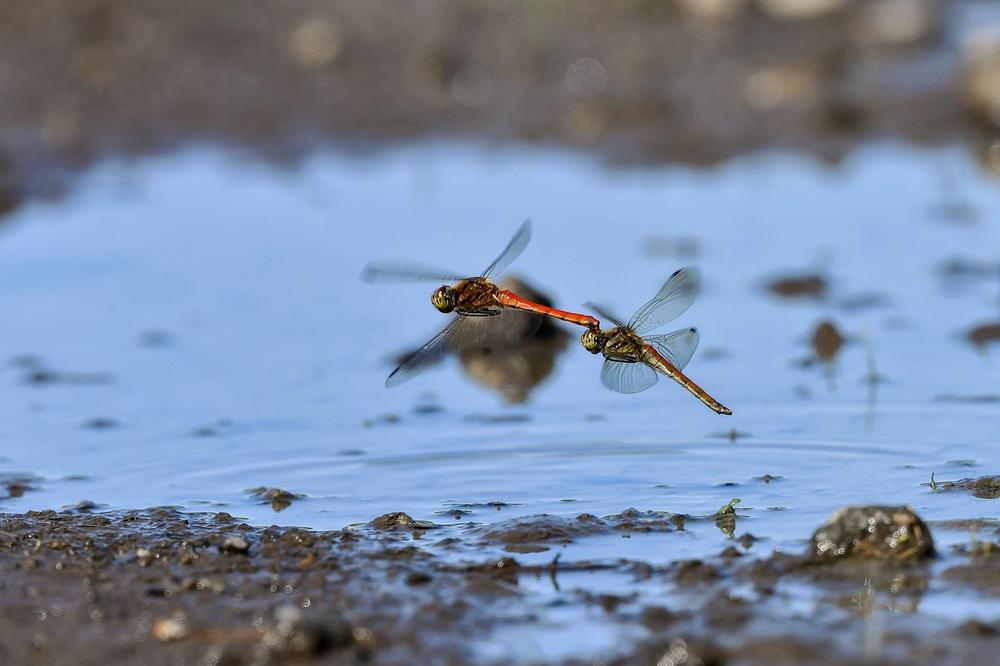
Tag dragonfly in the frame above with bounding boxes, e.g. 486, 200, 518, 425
362, 220, 599, 386
580, 267, 732, 415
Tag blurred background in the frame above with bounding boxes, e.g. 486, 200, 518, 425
0, 0, 998, 542
3, 0, 1000, 208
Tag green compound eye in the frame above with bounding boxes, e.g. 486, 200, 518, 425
581, 328, 603, 354
432, 286, 455, 313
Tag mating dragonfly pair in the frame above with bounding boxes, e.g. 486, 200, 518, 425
361, 221, 732, 415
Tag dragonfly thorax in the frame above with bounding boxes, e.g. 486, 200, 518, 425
601, 328, 644, 362
451, 278, 502, 316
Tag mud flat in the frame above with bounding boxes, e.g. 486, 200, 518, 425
5, 503, 1000, 665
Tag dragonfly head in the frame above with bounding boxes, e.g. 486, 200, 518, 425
432, 285, 457, 313
581, 327, 606, 354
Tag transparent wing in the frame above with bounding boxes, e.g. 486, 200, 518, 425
486, 307, 543, 348
481, 219, 532, 279
600, 359, 658, 394
584, 302, 627, 329
386, 309, 542, 387
645, 327, 700, 371
360, 262, 466, 284
386, 316, 482, 387
628, 267, 701, 335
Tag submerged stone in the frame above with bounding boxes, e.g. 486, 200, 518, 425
810, 505, 934, 563
480, 514, 602, 545
248, 487, 305, 512
368, 512, 437, 530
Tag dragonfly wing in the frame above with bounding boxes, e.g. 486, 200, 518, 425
386, 309, 540, 387
600, 358, 658, 394
493, 307, 543, 347
628, 267, 701, 335
584, 302, 627, 329
482, 219, 532, 279
361, 262, 466, 284
645, 327, 700, 371
386, 316, 477, 387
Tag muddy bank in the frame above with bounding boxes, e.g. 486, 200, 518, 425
5, 505, 1000, 665
0, 508, 478, 665
1, 0, 998, 216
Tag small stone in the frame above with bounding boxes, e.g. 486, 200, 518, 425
368, 512, 436, 530
248, 487, 304, 512
153, 615, 188, 641
405, 572, 432, 586
810, 505, 934, 562
82, 417, 119, 430
221, 536, 249, 554
65, 500, 100, 512
767, 274, 826, 299
812, 320, 844, 362
640, 605, 675, 629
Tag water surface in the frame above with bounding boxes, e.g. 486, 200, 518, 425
1, 143, 999, 658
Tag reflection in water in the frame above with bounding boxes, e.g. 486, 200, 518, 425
812, 319, 845, 390
248, 486, 305, 513
394, 277, 571, 403
862, 329, 884, 433
713, 498, 740, 538
459, 278, 571, 404
768, 273, 828, 300
365, 220, 596, 395
811, 320, 845, 363
968, 321, 1000, 351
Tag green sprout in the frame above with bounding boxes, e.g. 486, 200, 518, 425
715, 498, 742, 516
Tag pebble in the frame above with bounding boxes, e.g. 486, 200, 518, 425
136, 548, 153, 566
152, 615, 188, 641
220, 536, 249, 554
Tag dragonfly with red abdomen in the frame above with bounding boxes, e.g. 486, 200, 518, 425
362, 220, 599, 386
580, 267, 733, 415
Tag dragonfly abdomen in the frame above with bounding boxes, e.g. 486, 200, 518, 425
640, 345, 732, 415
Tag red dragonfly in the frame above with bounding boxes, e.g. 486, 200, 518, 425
580, 268, 732, 415
362, 220, 598, 386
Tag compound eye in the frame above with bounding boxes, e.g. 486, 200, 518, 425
581, 329, 602, 354
432, 286, 455, 313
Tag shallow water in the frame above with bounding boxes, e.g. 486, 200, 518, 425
1, 141, 999, 659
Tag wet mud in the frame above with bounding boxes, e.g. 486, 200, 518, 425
935, 475, 1000, 499
4, 503, 1000, 664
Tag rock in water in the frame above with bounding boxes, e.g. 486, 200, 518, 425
810, 505, 934, 562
